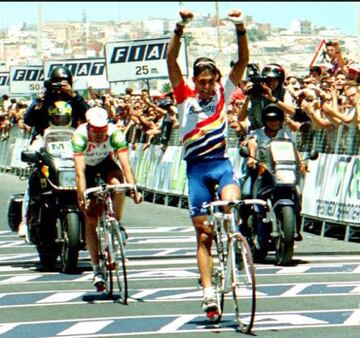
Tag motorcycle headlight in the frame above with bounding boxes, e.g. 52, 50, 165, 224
58, 170, 76, 187
275, 168, 297, 185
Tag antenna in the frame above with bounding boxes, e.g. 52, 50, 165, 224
37, 2, 42, 61
357, 3, 360, 60
215, 1, 222, 52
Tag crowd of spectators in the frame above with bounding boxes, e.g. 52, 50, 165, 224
1, 38, 359, 155
86, 86, 180, 151
0, 94, 31, 140
0, 87, 180, 152
226, 39, 360, 155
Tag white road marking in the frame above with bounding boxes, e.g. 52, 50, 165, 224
153, 249, 184, 256
36, 292, 86, 304
343, 309, 360, 325
276, 266, 311, 274
0, 324, 18, 335
0, 275, 39, 283
57, 320, 113, 336
158, 315, 198, 333
281, 283, 311, 296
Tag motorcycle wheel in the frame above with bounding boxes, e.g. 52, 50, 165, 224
7, 193, 24, 232
275, 206, 295, 265
61, 212, 81, 273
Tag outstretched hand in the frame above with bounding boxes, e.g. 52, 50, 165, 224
178, 9, 194, 27
227, 10, 244, 24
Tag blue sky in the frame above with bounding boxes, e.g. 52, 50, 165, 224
0, 1, 357, 36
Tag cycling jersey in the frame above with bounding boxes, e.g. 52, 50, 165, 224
71, 123, 128, 166
173, 78, 235, 162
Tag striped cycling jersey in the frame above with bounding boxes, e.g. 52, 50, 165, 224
173, 78, 235, 161
71, 123, 128, 166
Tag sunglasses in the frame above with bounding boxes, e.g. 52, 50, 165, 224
89, 125, 108, 133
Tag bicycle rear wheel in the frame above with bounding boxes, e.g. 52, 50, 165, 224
231, 233, 256, 333
110, 222, 128, 304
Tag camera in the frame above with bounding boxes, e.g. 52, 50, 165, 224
246, 64, 266, 96
44, 79, 63, 94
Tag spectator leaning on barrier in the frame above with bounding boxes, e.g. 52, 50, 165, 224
322, 84, 360, 126
166, 8, 248, 315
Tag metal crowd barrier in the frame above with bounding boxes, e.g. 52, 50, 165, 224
1, 123, 359, 242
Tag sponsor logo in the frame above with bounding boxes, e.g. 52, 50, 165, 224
0, 75, 9, 86
110, 43, 168, 64
47, 62, 106, 77
12, 69, 44, 81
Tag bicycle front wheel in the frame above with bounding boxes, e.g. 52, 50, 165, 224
231, 233, 256, 333
110, 222, 128, 304
210, 230, 226, 323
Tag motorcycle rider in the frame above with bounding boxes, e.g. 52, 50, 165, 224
18, 66, 89, 238
242, 103, 308, 241
72, 107, 142, 290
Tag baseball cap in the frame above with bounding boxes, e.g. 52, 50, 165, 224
86, 107, 108, 128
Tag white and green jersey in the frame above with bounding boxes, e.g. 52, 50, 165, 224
71, 123, 128, 166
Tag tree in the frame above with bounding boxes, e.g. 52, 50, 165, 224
161, 82, 172, 94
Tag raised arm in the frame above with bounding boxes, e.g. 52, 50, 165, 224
166, 10, 193, 89
228, 10, 249, 86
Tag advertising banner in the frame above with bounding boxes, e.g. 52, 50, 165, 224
104, 37, 188, 82
302, 153, 360, 224
9, 66, 44, 95
43, 58, 110, 90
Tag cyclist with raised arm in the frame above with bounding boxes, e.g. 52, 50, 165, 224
166, 8, 249, 315
71, 107, 142, 290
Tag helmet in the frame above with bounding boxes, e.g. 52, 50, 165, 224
261, 63, 285, 83
48, 101, 72, 127
261, 104, 284, 126
49, 66, 73, 86
86, 107, 108, 129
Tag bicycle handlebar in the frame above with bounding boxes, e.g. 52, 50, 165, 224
202, 199, 268, 210
84, 183, 137, 200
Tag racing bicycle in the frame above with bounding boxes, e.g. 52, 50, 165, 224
202, 198, 268, 333
84, 177, 137, 304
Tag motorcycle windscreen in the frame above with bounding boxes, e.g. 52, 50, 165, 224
269, 140, 296, 162
270, 140, 297, 185
44, 129, 74, 158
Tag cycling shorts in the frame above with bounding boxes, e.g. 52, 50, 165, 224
186, 158, 239, 217
85, 155, 122, 188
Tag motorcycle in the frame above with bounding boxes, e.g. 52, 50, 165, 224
9, 127, 85, 272
239, 138, 318, 265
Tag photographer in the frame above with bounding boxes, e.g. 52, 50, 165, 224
243, 63, 296, 131
18, 66, 90, 238
23, 66, 89, 147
